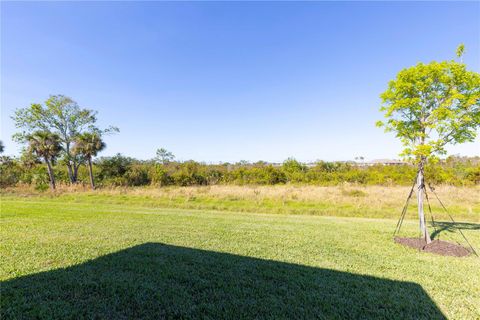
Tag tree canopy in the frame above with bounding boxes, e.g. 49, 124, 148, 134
73, 132, 106, 189
155, 148, 175, 164
12, 95, 118, 182
73, 132, 106, 160
27, 131, 62, 159
26, 131, 63, 190
377, 48, 480, 162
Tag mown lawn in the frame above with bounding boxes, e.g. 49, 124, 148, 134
1, 195, 479, 319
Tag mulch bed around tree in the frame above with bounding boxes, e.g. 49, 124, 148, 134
394, 237, 471, 257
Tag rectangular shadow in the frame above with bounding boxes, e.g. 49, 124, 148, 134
1, 243, 445, 319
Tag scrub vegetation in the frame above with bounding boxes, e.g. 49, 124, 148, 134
1, 154, 479, 190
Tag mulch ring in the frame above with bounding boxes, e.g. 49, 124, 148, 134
394, 237, 471, 257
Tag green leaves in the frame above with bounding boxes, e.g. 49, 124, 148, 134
12, 95, 119, 182
72, 132, 106, 159
26, 131, 62, 160
155, 148, 175, 165
378, 50, 480, 162
456, 43, 465, 59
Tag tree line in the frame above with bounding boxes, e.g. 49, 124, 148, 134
1, 150, 479, 190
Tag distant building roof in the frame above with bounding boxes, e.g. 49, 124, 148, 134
372, 159, 402, 163
367, 159, 407, 165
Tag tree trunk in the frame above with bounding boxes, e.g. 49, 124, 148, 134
87, 157, 95, 190
45, 157, 56, 190
73, 162, 80, 183
65, 141, 75, 184
67, 162, 74, 183
417, 160, 431, 244
66, 160, 80, 183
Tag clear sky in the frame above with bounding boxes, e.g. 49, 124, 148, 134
1, 1, 479, 163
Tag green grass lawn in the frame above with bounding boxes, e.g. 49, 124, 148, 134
1, 195, 479, 319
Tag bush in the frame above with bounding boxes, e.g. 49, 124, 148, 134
282, 158, 307, 183
465, 166, 480, 185
125, 165, 151, 186
171, 161, 207, 186
0, 156, 21, 187
30, 166, 50, 190
1, 155, 478, 188
151, 165, 174, 186
96, 154, 134, 181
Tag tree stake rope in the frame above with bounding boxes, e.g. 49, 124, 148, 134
423, 186, 438, 240
393, 172, 418, 237
394, 176, 478, 257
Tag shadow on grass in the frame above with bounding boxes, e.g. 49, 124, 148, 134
431, 221, 480, 240
1, 243, 445, 319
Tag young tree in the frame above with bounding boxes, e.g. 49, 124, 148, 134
73, 132, 106, 190
12, 95, 118, 183
377, 45, 480, 243
155, 148, 175, 164
27, 131, 62, 190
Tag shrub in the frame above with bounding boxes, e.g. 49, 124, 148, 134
125, 165, 151, 186
96, 154, 134, 181
0, 156, 21, 187
151, 165, 174, 186
1, 155, 478, 188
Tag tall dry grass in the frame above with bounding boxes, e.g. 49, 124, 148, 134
4, 183, 478, 218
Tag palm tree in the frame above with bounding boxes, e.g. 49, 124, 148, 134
73, 133, 106, 190
27, 131, 62, 190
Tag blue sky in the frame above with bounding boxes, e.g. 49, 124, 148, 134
1, 1, 479, 162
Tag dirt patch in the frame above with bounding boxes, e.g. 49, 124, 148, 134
394, 237, 471, 257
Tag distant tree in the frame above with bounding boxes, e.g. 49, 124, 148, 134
0, 140, 4, 154
0, 155, 21, 188
27, 131, 62, 190
12, 95, 118, 183
456, 43, 465, 63
155, 148, 175, 164
283, 158, 306, 170
73, 132, 106, 190
19, 148, 41, 169
282, 158, 307, 183
377, 45, 480, 243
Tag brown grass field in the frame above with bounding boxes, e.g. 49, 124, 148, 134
3, 184, 479, 222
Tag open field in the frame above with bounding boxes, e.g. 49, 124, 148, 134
1, 193, 479, 319
3, 184, 479, 221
